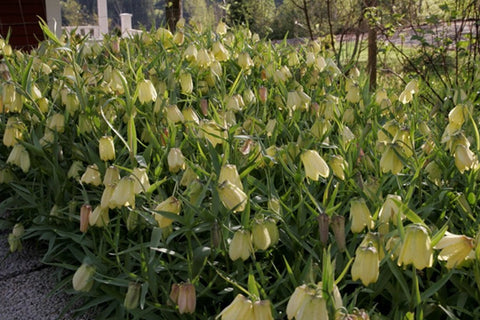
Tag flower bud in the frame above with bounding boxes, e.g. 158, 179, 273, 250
137, 79, 157, 104
434, 231, 474, 269
229, 230, 253, 261
80, 164, 102, 186
80, 204, 92, 233
398, 224, 433, 270
178, 283, 196, 314
317, 213, 329, 247
99, 136, 115, 161
168, 148, 186, 173
330, 215, 346, 252
258, 86, 268, 104
218, 180, 247, 213
109, 176, 136, 208
352, 245, 379, 286
154, 196, 181, 228
124, 282, 141, 310
7, 143, 30, 173
350, 198, 373, 233
300, 150, 330, 181
72, 263, 96, 292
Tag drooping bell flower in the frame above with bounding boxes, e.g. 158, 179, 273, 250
99, 135, 115, 161
351, 244, 380, 286
109, 176, 136, 209
137, 79, 157, 104
217, 294, 254, 319
178, 283, 196, 314
6, 143, 30, 173
397, 224, 433, 270
131, 167, 150, 194
153, 196, 181, 228
228, 230, 253, 261
168, 148, 186, 173
124, 282, 141, 310
349, 198, 373, 234
300, 150, 329, 181
218, 180, 247, 213
434, 232, 475, 269
72, 263, 96, 292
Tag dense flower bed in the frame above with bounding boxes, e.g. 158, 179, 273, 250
1, 20, 480, 319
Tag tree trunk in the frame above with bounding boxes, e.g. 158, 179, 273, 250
166, 0, 183, 31
366, 0, 377, 91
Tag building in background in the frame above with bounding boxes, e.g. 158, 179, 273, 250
0, 0, 61, 50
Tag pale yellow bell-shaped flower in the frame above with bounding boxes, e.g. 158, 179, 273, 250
99, 136, 115, 161
349, 198, 374, 233
300, 150, 329, 181
216, 21, 228, 35
124, 282, 141, 310
212, 41, 230, 61
137, 79, 157, 104
252, 300, 274, 320
131, 167, 150, 194
378, 194, 403, 234
286, 285, 310, 320
200, 120, 226, 147
219, 164, 243, 190
237, 52, 254, 70
252, 221, 272, 251
329, 154, 347, 180
72, 263, 96, 292
218, 180, 247, 213
380, 145, 403, 175
109, 176, 136, 208
351, 245, 379, 286
47, 113, 65, 133
80, 164, 102, 186
89, 205, 109, 227
3, 117, 25, 147
182, 107, 200, 125
179, 72, 193, 94
165, 104, 184, 124
167, 148, 186, 173
153, 196, 181, 228
216, 294, 254, 320
434, 232, 475, 269
295, 293, 328, 320
196, 48, 212, 68
103, 165, 120, 186
101, 184, 116, 209
454, 144, 479, 173
228, 230, 253, 261
448, 104, 468, 126
184, 44, 198, 62
398, 224, 433, 270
